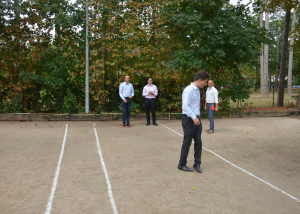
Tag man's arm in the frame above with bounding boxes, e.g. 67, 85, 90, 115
119, 84, 125, 100
154, 86, 158, 96
214, 89, 219, 111
182, 89, 196, 120
130, 84, 134, 98
142, 86, 148, 97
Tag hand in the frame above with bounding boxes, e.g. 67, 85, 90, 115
215, 107, 219, 111
193, 118, 200, 126
204, 106, 207, 110
124, 99, 127, 103
129, 96, 132, 99
148, 92, 151, 95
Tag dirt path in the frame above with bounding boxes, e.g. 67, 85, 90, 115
0, 117, 299, 213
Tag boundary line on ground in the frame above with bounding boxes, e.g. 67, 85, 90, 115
157, 121, 300, 203
45, 124, 68, 214
93, 128, 118, 214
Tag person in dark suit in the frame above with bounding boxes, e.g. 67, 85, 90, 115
142, 77, 158, 126
178, 70, 210, 173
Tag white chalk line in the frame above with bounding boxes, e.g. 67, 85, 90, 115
45, 124, 68, 214
93, 123, 95, 127
93, 128, 118, 214
157, 122, 300, 203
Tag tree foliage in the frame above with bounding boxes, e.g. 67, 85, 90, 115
1, 0, 268, 113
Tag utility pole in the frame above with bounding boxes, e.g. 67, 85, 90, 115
260, 2, 264, 94
85, 0, 89, 113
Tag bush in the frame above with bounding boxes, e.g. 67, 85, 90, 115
62, 89, 76, 113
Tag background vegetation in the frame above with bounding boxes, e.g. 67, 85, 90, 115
1, 0, 299, 114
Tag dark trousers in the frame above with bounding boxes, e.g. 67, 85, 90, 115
121, 98, 132, 124
179, 114, 202, 166
145, 98, 156, 124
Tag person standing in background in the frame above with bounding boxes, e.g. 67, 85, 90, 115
142, 77, 158, 126
204, 80, 219, 134
119, 75, 134, 127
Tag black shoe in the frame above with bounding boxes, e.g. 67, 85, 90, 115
127, 124, 131, 127
178, 165, 194, 172
146, 123, 150, 126
193, 164, 202, 173
153, 122, 158, 126
123, 124, 126, 127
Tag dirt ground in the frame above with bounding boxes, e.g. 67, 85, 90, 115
0, 116, 300, 214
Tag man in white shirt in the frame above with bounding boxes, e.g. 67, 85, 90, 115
204, 80, 219, 134
178, 70, 210, 173
142, 77, 158, 126
119, 75, 134, 127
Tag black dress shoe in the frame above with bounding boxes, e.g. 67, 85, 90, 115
153, 122, 158, 126
123, 124, 126, 127
146, 123, 150, 126
178, 165, 194, 172
193, 164, 202, 173
127, 124, 131, 127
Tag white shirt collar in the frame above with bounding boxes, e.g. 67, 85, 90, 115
191, 83, 198, 90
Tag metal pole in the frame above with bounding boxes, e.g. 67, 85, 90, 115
269, 55, 272, 92
269, 70, 271, 92
273, 85, 275, 106
85, 0, 89, 113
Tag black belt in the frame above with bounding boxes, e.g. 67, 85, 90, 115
183, 114, 200, 118
207, 103, 215, 104
124, 97, 130, 99
146, 98, 155, 100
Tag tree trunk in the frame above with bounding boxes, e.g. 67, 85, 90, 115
263, 10, 269, 97
277, 10, 291, 107
287, 9, 297, 96
296, 90, 300, 109
269, 13, 275, 92
260, 4, 264, 94
275, 8, 282, 92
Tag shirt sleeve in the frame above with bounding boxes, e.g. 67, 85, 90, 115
214, 89, 219, 103
131, 84, 134, 97
154, 86, 158, 96
142, 86, 147, 97
182, 89, 196, 120
119, 84, 125, 100
205, 89, 208, 101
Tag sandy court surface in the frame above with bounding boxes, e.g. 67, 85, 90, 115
0, 116, 300, 214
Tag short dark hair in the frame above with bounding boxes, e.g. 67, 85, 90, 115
147, 77, 153, 81
194, 70, 210, 81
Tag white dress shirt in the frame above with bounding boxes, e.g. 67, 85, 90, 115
205, 86, 218, 103
119, 82, 134, 100
182, 83, 200, 120
142, 84, 158, 99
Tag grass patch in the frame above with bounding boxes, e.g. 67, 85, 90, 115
230, 89, 299, 109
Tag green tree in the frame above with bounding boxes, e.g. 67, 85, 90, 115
161, 0, 266, 109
